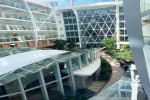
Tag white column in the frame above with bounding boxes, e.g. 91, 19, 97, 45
22, 0, 38, 48
90, 51, 94, 63
116, 5, 120, 49
56, 62, 65, 95
78, 55, 86, 87
78, 56, 82, 69
69, 59, 76, 94
53, 10, 60, 39
72, 9, 82, 48
131, 82, 138, 100
86, 53, 89, 65
18, 77, 27, 100
38, 71, 49, 100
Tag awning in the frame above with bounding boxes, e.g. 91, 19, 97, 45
73, 58, 101, 76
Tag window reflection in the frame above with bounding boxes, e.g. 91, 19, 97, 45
72, 58, 79, 71
0, 80, 20, 96
21, 73, 40, 90
74, 76, 83, 90
81, 54, 87, 67
42, 65, 58, 83
0, 94, 23, 100
59, 61, 71, 78
26, 88, 44, 100
62, 77, 74, 96
46, 82, 62, 100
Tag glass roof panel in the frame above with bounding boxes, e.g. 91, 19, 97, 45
0, 51, 78, 85
26, 0, 117, 8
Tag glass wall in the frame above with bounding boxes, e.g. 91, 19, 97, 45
26, 88, 44, 100
119, 7, 128, 42
21, 72, 40, 90
74, 76, 83, 90
78, 7, 116, 48
46, 82, 62, 100
81, 53, 87, 67
62, 77, 74, 96
59, 61, 71, 78
42, 65, 58, 83
0, 50, 100, 99
71, 57, 80, 71
63, 10, 79, 43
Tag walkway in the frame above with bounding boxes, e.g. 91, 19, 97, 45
87, 81, 106, 93
89, 51, 124, 100
100, 51, 124, 91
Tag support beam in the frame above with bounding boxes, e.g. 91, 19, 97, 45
38, 71, 49, 100
56, 63, 65, 95
86, 53, 89, 66
22, 0, 38, 48
78, 56, 82, 69
72, 9, 82, 48
90, 51, 94, 63
69, 59, 76, 94
18, 77, 27, 100
116, 5, 120, 49
123, 0, 150, 99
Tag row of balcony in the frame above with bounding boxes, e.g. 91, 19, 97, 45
0, 12, 56, 23
0, 24, 57, 31
0, 34, 58, 43
0, 0, 61, 17
0, 0, 52, 15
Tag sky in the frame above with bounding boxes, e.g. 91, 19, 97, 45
27, 0, 117, 7
60, 0, 115, 7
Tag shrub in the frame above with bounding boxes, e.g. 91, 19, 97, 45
98, 58, 112, 81
123, 44, 130, 51
68, 42, 76, 48
74, 88, 95, 100
67, 48, 80, 52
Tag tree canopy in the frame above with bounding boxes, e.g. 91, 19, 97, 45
102, 39, 116, 50
54, 40, 67, 50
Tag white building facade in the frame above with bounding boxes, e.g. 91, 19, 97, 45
0, 0, 66, 48
0, 0, 129, 49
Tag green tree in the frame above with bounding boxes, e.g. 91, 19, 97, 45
54, 40, 66, 50
68, 42, 76, 48
67, 42, 80, 52
102, 39, 116, 50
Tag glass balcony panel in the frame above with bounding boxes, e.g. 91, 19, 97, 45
0, 25, 6, 30
141, 0, 150, 13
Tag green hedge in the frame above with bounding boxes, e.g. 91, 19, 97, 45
98, 58, 112, 81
